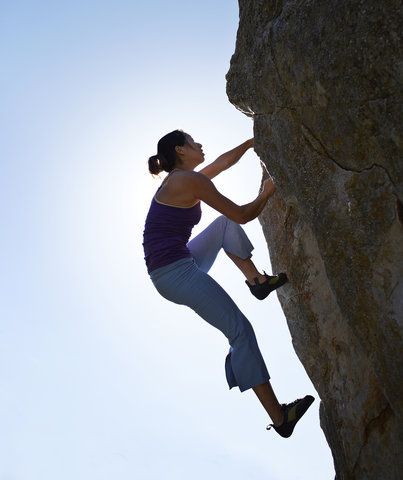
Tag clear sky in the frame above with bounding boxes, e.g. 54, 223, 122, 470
1, 1, 334, 479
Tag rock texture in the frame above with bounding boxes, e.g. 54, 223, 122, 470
226, 1, 403, 479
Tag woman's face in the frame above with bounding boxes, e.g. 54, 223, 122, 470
181, 133, 205, 165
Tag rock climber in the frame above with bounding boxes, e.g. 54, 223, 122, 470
142, 129, 314, 437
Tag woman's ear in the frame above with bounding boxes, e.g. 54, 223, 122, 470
175, 145, 185, 155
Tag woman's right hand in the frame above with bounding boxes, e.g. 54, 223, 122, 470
262, 177, 276, 198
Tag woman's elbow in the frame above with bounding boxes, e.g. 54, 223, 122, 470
222, 210, 245, 225
234, 208, 249, 225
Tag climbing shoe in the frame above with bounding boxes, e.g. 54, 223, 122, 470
245, 272, 288, 300
266, 395, 315, 438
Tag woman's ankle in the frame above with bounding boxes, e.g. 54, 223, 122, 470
272, 408, 285, 427
246, 272, 266, 285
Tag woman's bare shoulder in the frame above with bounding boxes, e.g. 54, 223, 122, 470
169, 170, 208, 186
156, 170, 204, 206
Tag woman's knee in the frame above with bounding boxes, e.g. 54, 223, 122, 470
227, 315, 255, 345
216, 214, 229, 226
217, 214, 243, 231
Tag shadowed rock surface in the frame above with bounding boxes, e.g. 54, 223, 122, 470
227, 1, 403, 479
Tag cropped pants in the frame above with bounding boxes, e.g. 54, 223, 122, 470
149, 215, 271, 392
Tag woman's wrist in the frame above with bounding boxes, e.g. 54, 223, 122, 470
245, 138, 254, 149
260, 190, 271, 202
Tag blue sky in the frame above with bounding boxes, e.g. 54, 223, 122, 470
1, 1, 334, 479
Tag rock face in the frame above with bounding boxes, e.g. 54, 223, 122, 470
226, 1, 403, 479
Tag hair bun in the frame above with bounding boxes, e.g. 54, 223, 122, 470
148, 154, 162, 175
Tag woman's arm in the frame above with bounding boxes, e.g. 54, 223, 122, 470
188, 171, 275, 224
198, 138, 254, 180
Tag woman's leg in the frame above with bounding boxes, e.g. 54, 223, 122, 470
188, 215, 287, 300
150, 258, 284, 424
187, 217, 284, 420
225, 251, 267, 284
253, 382, 284, 426
187, 215, 266, 282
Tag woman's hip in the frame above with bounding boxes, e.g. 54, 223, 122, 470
149, 257, 200, 303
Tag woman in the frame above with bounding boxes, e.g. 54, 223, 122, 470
142, 129, 314, 437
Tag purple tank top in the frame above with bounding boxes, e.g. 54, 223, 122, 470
142, 191, 202, 273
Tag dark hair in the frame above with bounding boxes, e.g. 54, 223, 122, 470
148, 129, 188, 175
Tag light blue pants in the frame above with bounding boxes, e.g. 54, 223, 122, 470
149, 215, 271, 392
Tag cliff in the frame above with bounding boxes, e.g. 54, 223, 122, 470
226, 1, 403, 478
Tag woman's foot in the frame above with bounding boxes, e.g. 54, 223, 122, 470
266, 395, 315, 438
246, 272, 288, 300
